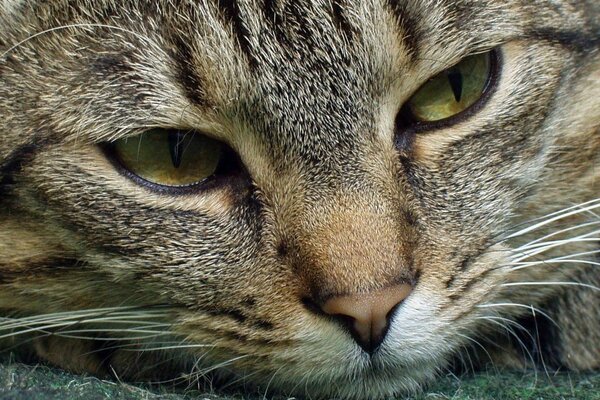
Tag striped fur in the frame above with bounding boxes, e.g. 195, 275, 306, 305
0, 0, 599, 398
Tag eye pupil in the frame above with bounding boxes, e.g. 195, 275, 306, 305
168, 130, 185, 169
447, 70, 463, 102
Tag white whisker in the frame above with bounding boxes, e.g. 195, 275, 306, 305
454, 332, 494, 367
501, 281, 600, 291
476, 316, 537, 368
506, 199, 600, 239
0, 305, 173, 342
512, 248, 600, 265
0, 314, 171, 333
1, 23, 158, 60
152, 354, 249, 386
35, 333, 171, 341
51, 326, 170, 335
511, 258, 600, 271
509, 231, 600, 263
134, 344, 215, 352
476, 303, 558, 327
511, 221, 600, 250
1, 306, 170, 322
514, 229, 600, 252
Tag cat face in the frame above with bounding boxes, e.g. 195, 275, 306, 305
1, 0, 599, 398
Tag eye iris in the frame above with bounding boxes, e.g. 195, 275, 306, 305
113, 129, 222, 187
407, 53, 491, 122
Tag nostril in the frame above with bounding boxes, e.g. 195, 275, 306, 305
301, 296, 322, 315
319, 284, 413, 353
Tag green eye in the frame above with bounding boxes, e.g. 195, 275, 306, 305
112, 129, 224, 187
406, 52, 493, 123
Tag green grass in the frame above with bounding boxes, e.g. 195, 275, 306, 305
1, 359, 599, 400
411, 371, 600, 400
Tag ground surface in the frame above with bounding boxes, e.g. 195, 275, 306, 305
1, 358, 599, 400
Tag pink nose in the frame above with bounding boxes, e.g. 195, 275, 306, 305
321, 284, 413, 353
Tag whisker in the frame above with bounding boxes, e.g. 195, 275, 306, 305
32, 332, 172, 342
148, 351, 212, 386
511, 258, 600, 271
454, 332, 494, 369
454, 344, 475, 375
0, 306, 171, 324
188, 355, 250, 378
501, 281, 600, 291
152, 354, 249, 386
50, 326, 171, 335
475, 315, 528, 332
476, 316, 537, 370
510, 221, 600, 250
476, 303, 558, 328
511, 248, 600, 265
0, 314, 171, 334
0, 324, 172, 341
509, 232, 600, 263
0, 316, 171, 330
1, 23, 158, 60
530, 306, 552, 379
504, 198, 600, 240
0, 305, 173, 342
513, 229, 600, 253
1, 305, 171, 322
132, 344, 215, 352
483, 200, 600, 250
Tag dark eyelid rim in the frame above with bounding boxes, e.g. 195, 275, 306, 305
101, 130, 249, 196
395, 49, 502, 137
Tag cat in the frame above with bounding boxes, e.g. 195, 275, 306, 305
0, 0, 599, 398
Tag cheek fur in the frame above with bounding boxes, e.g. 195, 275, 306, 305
0, 1, 599, 399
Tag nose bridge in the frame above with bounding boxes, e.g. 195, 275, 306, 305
288, 192, 413, 299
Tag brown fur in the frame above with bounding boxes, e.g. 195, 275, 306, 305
0, 0, 599, 398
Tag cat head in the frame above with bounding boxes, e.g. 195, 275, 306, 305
1, 0, 599, 398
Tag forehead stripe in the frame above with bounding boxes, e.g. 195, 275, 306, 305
215, 0, 258, 69
330, 0, 356, 40
171, 36, 208, 107
386, 0, 423, 60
